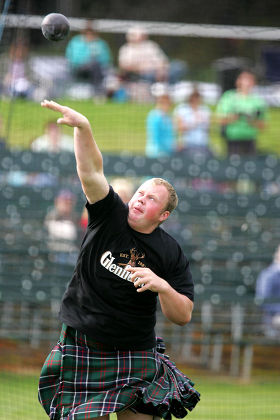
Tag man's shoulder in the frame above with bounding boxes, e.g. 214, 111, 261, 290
157, 226, 182, 250
156, 227, 189, 273
86, 187, 127, 225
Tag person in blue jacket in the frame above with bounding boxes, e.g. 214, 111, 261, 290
146, 92, 175, 158
255, 245, 280, 337
66, 20, 112, 96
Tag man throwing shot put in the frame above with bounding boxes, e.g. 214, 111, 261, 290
38, 100, 200, 420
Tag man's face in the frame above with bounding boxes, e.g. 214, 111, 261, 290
127, 180, 170, 233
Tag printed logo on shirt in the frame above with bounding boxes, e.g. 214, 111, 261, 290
122, 247, 145, 267
100, 247, 146, 284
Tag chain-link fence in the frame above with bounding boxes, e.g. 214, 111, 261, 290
0, 5, 280, 420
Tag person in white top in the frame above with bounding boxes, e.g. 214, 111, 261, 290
173, 89, 212, 155
30, 120, 74, 153
4, 42, 33, 98
118, 26, 169, 83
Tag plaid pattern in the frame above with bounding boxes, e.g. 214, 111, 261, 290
38, 324, 200, 419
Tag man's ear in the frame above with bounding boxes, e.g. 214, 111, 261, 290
159, 211, 170, 223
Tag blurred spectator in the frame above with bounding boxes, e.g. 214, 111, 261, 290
30, 120, 74, 153
66, 20, 112, 97
146, 91, 176, 158
3, 41, 33, 98
45, 189, 79, 266
173, 88, 212, 156
255, 245, 280, 337
216, 70, 267, 156
80, 177, 135, 231
79, 207, 88, 232
111, 177, 135, 203
0, 115, 6, 149
105, 74, 129, 102
118, 26, 186, 84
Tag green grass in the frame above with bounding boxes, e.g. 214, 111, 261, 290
0, 98, 280, 156
0, 370, 279, 420
0, 99, 151, 154
191, 376, 280, 420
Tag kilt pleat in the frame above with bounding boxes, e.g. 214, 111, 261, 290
38, 324, 200, 419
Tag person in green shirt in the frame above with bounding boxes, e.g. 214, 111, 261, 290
66, 20, 112, 97
216, 70, 267, 156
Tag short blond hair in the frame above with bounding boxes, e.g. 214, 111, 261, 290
149, 177, 178, 213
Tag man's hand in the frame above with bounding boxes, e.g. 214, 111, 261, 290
127, 266, 169, 293
41, 100, 89, 129
41, 99, 109, 205
127, 265, 193, 326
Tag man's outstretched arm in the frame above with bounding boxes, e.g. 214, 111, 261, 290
41, 100, 109, 204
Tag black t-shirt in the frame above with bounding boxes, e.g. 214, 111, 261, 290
59, 186, 194, 350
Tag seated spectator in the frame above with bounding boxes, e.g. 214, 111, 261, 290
30, 120, 74, 153
146, 90, 176, 158
216, 70, 267, 156
0, 115, 6, 149
80, 207, 88, 232
173, 88, 212, 156
255, 245, 280, 337
3, 41, 33, 98
118, 26, 186, 84
105, 74, 129, 102
65, 20, 112, 97
45, 189, 79, 266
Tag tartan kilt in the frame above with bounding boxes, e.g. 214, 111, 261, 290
38, 324, 200, 420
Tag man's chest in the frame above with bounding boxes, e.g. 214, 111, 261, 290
86, 229, 165, 284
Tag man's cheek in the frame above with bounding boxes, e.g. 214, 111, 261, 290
145, 207, 159, 220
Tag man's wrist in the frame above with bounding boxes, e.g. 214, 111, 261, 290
158, 279, 171, 294
77, 117, 90, 129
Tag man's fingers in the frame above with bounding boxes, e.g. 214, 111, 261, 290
126, 266, 138, 272
41, 99, 64, 113
41, 100, 74, 126
133, 277, 145, 287
127, 267, 155, 291
127, 266, 148, 275
136, 284, 148, 293
127, 267, 142, 280
134, 278, 147, 292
